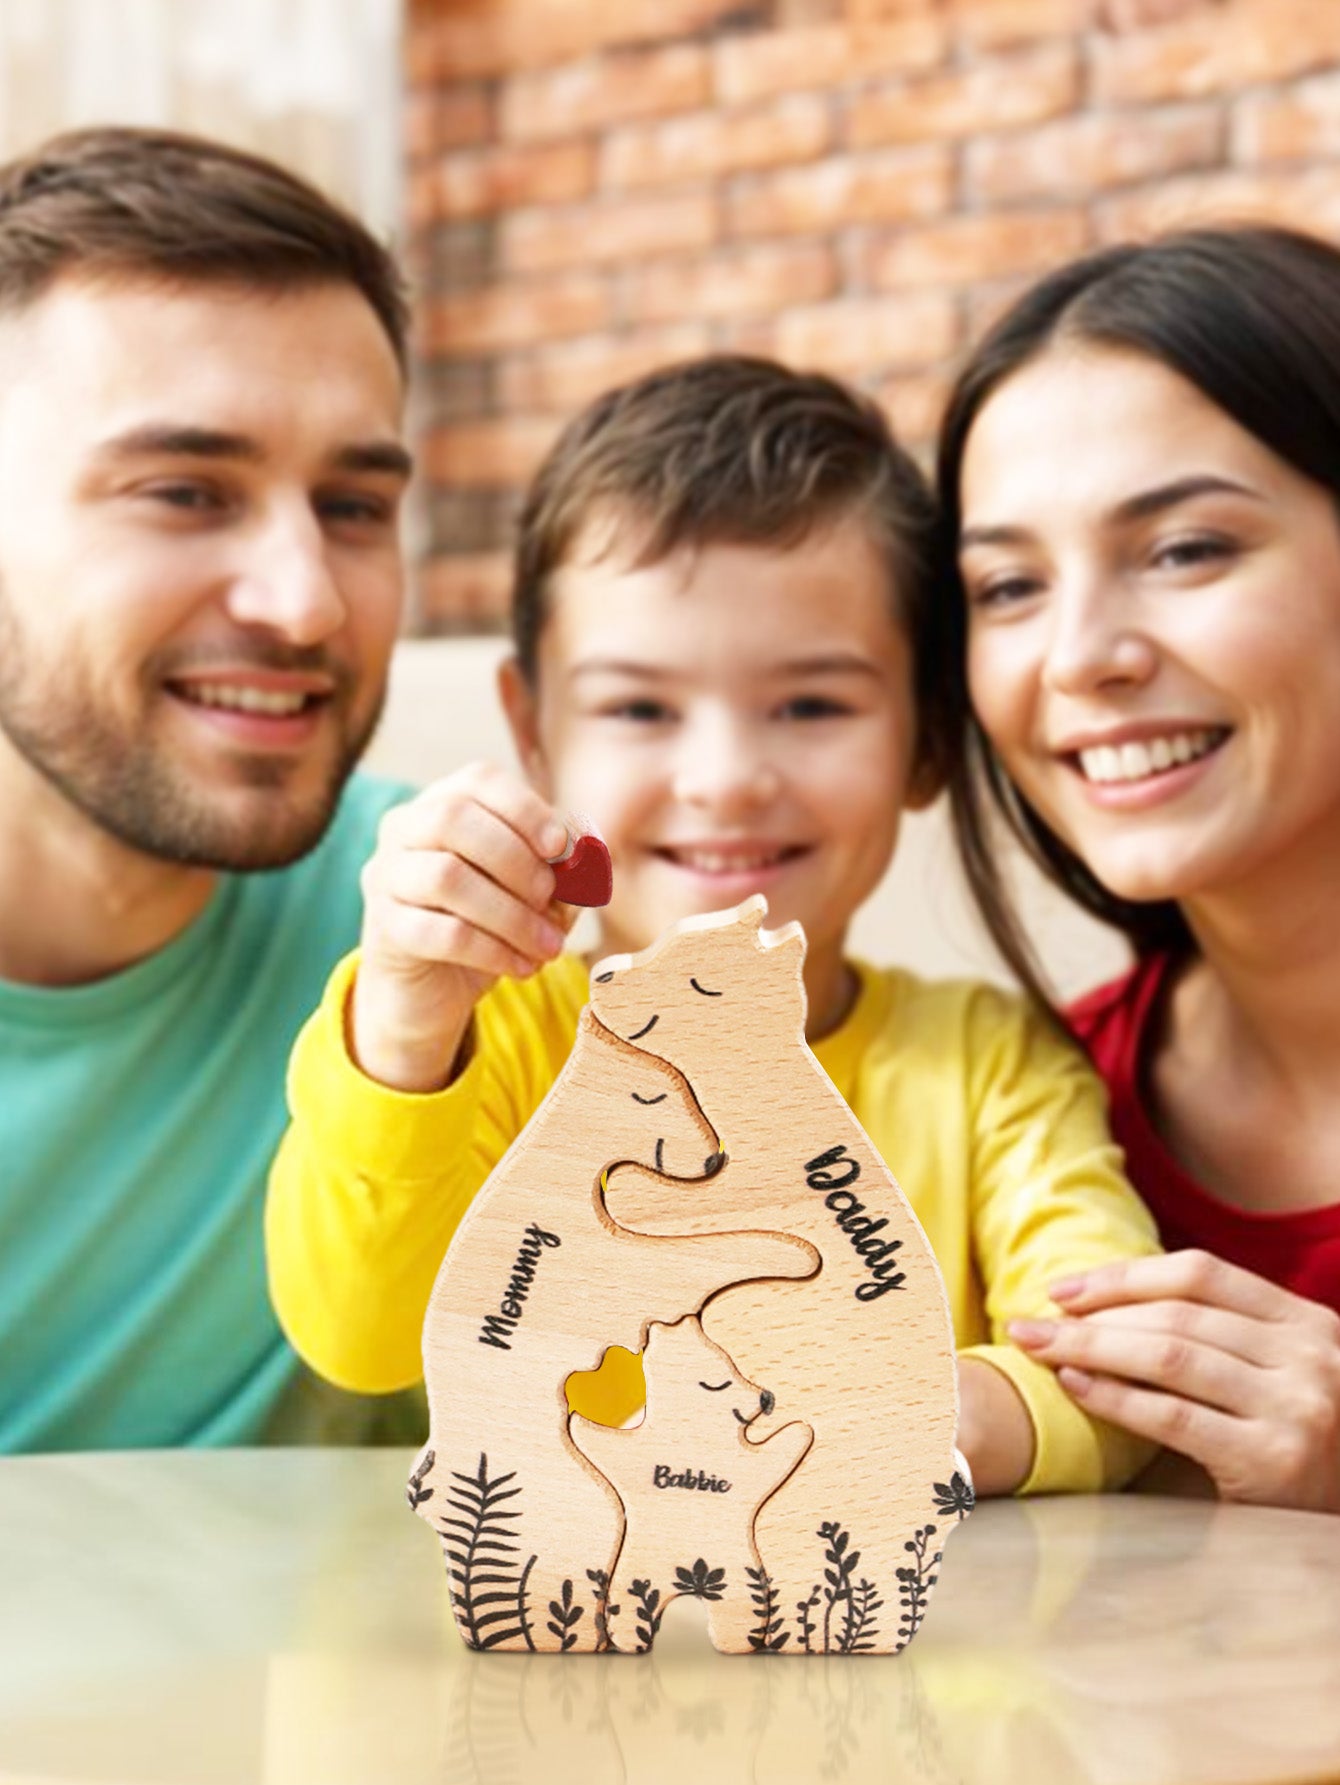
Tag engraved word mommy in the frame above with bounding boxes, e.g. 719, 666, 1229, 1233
804, 1147, 906, 1301
477, 1222, 561, 1349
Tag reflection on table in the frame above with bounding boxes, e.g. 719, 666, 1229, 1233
1, 1448, 1339, 1785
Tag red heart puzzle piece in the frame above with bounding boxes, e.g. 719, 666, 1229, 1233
551, 832, 612, 907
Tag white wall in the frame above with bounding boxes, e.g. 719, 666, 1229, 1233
0, 0, 402, 231
364, 637, 1129, 1000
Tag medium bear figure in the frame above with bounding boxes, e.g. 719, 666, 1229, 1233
412, 1006, 817, 1653
570, 1316, 813, 1654
590, 899, 970, 1655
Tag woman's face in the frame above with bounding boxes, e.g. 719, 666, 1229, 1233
959, 345, 1340, 908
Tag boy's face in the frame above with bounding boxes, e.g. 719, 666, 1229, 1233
503, 514, 933, 980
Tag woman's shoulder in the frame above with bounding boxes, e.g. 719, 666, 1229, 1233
1064, 952, 1171, 1078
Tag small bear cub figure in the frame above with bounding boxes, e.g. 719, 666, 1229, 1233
569, 1316, 812, 1654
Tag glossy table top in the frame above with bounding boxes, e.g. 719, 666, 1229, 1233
1, 1449, 1339, 1785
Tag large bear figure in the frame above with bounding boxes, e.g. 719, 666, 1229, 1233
589, 898, 969, 1654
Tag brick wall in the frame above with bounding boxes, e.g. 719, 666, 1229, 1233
404, 0, 1340, 633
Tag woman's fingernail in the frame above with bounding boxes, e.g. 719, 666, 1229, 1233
1058, 1367, 1094, 1397
1049, 1277, 1085, 1302
1008, 1319, 1054, 1346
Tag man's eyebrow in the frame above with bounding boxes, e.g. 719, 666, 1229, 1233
329, 441, 415, 480
92, 426, 414, 480
95, 425, 264, 463
960, 474, 1267, 551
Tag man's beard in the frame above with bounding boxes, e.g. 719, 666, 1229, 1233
0, 609, 384, 871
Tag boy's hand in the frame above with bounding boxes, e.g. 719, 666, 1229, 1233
350, 763, 575, 1092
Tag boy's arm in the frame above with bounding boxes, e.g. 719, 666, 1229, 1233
962, 987, 1164, 1495
266, 952, 500, 1394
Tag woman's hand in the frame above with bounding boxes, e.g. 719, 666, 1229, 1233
1008, 1250, 1340, 1512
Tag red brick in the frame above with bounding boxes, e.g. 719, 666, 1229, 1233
500, 44, 710, 143
498, 324, 715, 412
1233, 73, 1340, 165
425, 273, 613, 357
1095, 165, 1340, 243
405, 85, 495, 161
966, 276, 1041, 339
712, 19, 947, 105
602, 95, 832, 191
624, 241, 839, 325
951, 0, 1093, 49
501, 190, 718, 275
417, 553, 513, 631
1099, 0, 1217, 27
424, 416, 563, 489
406, 0, 751, 83
965, 105, 1221, 202
845, 0, 947, 18
848, 41, 1079, 148
1092, 0, 1340, 106
747, 294, 960, 373
874, 369, 953, 447
728, 145, 953, 237
868, 208, 1090, 288
409, 141, 595, 226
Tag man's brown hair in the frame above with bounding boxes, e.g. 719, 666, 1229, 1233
512, 354, 951, 776
0, 125, 409, 366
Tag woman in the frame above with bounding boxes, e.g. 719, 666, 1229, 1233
937, 225, 1340, 1511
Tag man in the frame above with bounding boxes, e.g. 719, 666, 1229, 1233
0, 126, 420, 1449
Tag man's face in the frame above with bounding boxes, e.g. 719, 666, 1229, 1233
0, 274, 409, 870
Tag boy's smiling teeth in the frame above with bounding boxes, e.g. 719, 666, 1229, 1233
1076, 727, 1228, 785
176, 681, 313, 717
658, 843, 804, 872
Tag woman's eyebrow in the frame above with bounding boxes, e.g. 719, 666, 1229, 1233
961, 474, 1268, 551
1110, 473, 1268, 524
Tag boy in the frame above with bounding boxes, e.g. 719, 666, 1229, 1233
267, 356, 1161, 1494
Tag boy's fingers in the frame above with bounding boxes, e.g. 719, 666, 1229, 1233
379, 898, 537, 983
381, 852, 566, 967
396, 764, 568, 864
407, 798, 556, 912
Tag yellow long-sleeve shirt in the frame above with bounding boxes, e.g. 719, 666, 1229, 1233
267, 951, 1161, 1494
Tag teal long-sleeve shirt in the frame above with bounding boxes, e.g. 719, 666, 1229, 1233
0, 773, 422, 1453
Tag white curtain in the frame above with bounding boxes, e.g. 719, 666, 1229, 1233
0, 0, 402, 232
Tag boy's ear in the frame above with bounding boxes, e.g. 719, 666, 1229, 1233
904, 743, 946, 814
498, 655, 553, 798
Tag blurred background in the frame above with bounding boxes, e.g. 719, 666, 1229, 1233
7, 0, 1339, 986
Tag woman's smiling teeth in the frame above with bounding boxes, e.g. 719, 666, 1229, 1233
1076, 728, 1229, 785
177, 682, 313, 717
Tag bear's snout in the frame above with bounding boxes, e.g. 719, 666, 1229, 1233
759, 1389, 775, 1416
704, 1149, 727, 1177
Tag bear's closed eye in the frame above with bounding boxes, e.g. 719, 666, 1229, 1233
631, 1091, 667, 1105
690, 978, 722, 997
699, 1379, 731, 1391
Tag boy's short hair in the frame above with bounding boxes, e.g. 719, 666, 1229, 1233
512, 354, 951, 774
0, 125, 408, 367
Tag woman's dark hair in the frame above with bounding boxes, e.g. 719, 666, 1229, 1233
937, 224, 1340, 1004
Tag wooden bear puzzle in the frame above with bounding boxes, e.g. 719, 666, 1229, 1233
409, 897, 972, 1655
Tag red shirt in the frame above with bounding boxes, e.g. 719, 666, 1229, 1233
1066, 952, 1340, 1317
